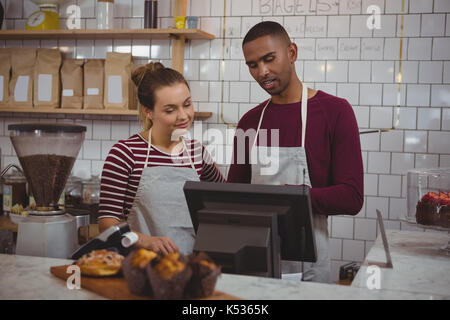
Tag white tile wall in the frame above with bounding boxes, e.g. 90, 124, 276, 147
429, 131, 450, 153
415, 153, 439, 169
361, 38, 383, 60
404, 130, 428, 153
342, 239, 365, 261
371, 61, 395, 83
360, 131, 380, 151
421, 14, 446, 37
396, 107, 417, 129
432, 38, 450, 60
331, 216, 354, 239
1, 0, 449, 284
349, 61, 371, 83
354, 218, 377, 241
410, 0, 432, 13
366, 196, 389, 219
378, 174, 402, 197
380, 130, 403, 152
370, 106, 392, 128
368, 152, 391, 174
326, 61, 348, 82
360, 83, 382, 105
391, 153, 414, 174
328, 15, 349, 37
408, 38, 432, 60
406, 84, 430, 106
431, 85, 450, 107
417, 108, 441, 130
364, 173, 378, 196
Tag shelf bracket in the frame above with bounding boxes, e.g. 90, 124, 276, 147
171, 0, 188, 75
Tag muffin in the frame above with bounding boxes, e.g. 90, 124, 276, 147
146, 252, 192, 300
185, 252, 221, 298
75, 249, 124, 277
122, 248, 158, 296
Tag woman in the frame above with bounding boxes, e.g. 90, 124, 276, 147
98, 62, 225, 255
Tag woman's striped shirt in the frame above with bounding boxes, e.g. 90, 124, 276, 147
98, 133, 225, 221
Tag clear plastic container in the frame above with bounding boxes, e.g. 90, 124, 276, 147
96, 0, 114, 30
82, 175, 101, 223
406, 168, 450, 228
65, 175, 83, 209
2, 169, 28, 214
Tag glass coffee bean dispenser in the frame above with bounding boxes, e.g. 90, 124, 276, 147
8, 123, 90, 258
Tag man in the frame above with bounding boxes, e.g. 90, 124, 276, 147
227, 21, 364, 283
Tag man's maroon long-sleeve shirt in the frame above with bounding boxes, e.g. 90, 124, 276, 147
227, 90, 364, 216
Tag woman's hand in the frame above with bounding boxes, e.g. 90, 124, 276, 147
137, 233, 179, 255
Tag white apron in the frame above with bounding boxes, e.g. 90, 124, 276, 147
127, 129, 200, 255
250, 85, 330, 283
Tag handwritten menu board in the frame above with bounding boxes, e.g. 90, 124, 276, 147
255, 0, 362, 16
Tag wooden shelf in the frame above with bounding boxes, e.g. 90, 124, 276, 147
0, 107, 212, 120
0, 1, 209, 76
0, 3, 212, 120
0, 28, 215, 41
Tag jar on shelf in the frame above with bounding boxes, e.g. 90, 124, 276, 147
2, 169, 28, 214
82, 175, 101, 224
65, 175, 83, 209
144, 0, 158, 28
97, 0, 114, 30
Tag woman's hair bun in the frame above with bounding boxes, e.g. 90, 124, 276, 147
131, 62, 165, 88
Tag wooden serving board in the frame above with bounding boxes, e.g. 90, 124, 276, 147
50, 265, 240, 300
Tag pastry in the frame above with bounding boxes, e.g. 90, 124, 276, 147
122, 248, 158, 296
75, 249, 124, 277
186, 252, 221, 298
146, 252, 192, 299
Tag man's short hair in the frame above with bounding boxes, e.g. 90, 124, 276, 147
242, 21, 291, 47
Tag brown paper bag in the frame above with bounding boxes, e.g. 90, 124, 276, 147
104, 52, 136, 110
61, 59, 84, 109
9, 48, 36, 108
0, 48, 10, 107
84, 59, 104, 109
33, 48, 62, 108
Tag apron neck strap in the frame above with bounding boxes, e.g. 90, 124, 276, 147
252, 98, 271, 149
252, 85, 309, 149
144, 128, 152, 168
301, 84, 308, 148
181, 137, 197, 171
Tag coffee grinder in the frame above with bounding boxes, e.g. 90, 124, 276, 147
8, 123, 89, 259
